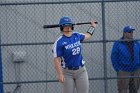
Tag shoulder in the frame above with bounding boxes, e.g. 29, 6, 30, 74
114, 39, 122, 45
112, 39, 123, 49
54, 36, 63, 46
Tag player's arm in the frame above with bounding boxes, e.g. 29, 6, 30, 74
54, 57, 65, 83
84, 20, 97, 41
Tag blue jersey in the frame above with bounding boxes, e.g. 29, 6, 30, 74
53, 32, 85, 68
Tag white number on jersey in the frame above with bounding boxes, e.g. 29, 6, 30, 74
72, 47, 80, 55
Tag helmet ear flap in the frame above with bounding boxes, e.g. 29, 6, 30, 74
72, 25, 74, 30
60, 25, 63, 31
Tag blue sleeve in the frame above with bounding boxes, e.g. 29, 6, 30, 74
111, 42, 120, 71
78, 33, 85, 41
53, 41, 63, 57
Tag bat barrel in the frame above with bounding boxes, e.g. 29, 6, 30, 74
43, 24, 59, 28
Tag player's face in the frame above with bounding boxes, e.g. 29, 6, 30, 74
62, 26, 73, 37
63, 26, 72, 32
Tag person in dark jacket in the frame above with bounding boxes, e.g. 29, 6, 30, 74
111, 26, 140, 93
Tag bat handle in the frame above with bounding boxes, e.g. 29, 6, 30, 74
75, 21, 98, 25
95, 22, 98, 24
89, 21, 98, 24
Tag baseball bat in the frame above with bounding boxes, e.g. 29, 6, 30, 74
43, 22, 98, 29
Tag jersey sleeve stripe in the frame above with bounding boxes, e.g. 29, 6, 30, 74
53, 42, 57, 57
53, 36, 62, 57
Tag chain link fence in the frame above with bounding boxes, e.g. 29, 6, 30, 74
0, 0, 140, 93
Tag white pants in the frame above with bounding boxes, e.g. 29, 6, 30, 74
62, 66, 89, 93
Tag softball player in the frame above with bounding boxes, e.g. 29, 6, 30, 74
53, 16, 97, 93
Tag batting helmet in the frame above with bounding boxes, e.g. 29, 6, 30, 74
59, 16, 74, 31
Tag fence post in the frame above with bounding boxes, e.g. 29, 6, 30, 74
101, 0, 108, 93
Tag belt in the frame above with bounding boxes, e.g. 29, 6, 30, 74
64, 65, 84, 70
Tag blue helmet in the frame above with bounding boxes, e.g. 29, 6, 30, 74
59, 16, 73, 26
